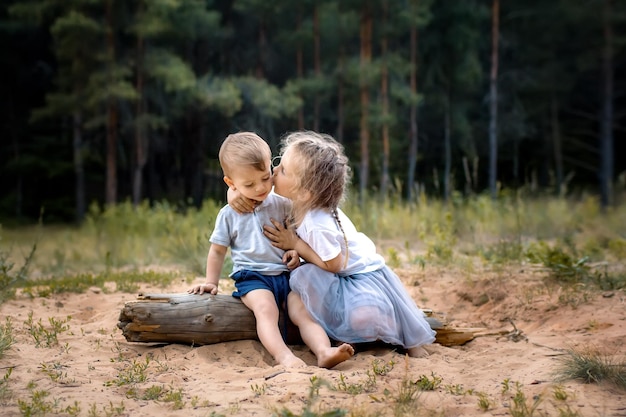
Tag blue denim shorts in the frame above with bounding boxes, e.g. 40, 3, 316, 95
231, 270, 291, 308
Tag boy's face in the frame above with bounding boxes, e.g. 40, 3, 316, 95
223, 162, 273, 203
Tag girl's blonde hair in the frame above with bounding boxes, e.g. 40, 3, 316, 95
279, 131, 351, 226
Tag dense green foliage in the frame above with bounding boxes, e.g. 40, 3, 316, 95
0, 0, 625, 222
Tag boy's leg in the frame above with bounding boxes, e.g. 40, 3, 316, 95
241, 289, 306, 367
287, 292, 354, 369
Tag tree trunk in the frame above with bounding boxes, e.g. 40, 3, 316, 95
407, 16, 419, 202
359, 9, 372, 204
443, 96, 451, 203
551, 95, 564, 196
117, 293, 479, 347
600, 0, 614, 209
105, 0, 117, 207
133, 13, 146, 208
488, 0, 499, 200
380, 0, 390, 199
73, 110, 85, 223
313, 4, 321, 132
296, 9, 304, 130
336, 48, 345, 143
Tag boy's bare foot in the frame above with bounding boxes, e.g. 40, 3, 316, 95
317, 343, 355, 369
278, 354, 307, 368
407, 346, 430, 358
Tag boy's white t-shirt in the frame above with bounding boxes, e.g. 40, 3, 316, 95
210, 192, 291, 276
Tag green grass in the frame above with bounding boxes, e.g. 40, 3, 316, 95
555, 348, 626, 389
0, 192, 624, 307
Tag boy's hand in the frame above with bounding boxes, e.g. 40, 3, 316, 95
187, 283, 218, 295
283, 250, 301, 270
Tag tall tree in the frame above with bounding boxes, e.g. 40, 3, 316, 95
379, 0, 390, 198
358, 4, 373, 201
11, 0, 102, 222
488, 0, 499, 199
403, 0, 432, 201
599, 0, 614, 209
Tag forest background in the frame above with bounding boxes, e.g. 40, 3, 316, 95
0, 0, 625, 224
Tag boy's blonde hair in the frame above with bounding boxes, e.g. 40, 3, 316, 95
278, 131, 351, 226
218, 132, 271, 177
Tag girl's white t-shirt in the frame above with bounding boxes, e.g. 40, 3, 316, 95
296, 208, 385, 276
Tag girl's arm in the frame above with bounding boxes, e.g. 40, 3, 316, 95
226, 187, 256, 214
263, 219, 343, 273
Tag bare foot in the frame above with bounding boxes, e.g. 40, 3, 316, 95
277, 354, 307, 368
317, 343, 355, 369
407, 346, 430, 358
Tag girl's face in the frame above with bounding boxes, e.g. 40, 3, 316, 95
272, 148, 298, 200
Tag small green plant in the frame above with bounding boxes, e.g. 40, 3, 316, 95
413, 372, 442, 391
251, 382, 267, 396
444, 383, 466, 395
0, 242, 36, 303
63, 401, 81, 417
142, 384, 165, 400
371, 359, 395, 376
0, 368, 12, 403
105, 357, 150, 387
334, 371, 377, 395
525, 242, 591, 284
509, 382, 542, 417
389, 377, 422, 417
17, 386, 57, 416
0, 317, 15, 359
162, 386, 185, 410
40, 362, 73, 384
24, 312, 71, 348
275, 376, 347, 417
552, 385, 569, 401
501, 378, 512, 394
476, 391, 491, 411
386, 247, 401, 268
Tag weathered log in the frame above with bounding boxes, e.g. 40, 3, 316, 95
117, 293, 480, 347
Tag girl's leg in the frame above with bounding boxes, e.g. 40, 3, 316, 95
241, 290, 306, 367
287, 292, 354, 368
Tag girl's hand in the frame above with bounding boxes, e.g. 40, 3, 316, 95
263, 218, 299, 250
227, 188, 257, 214
283, 250, 301, 269
187, 283, 218, 295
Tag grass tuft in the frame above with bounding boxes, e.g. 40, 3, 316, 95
554, 348, 626, 389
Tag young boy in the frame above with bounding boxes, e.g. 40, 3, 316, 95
188, 132, 305, 368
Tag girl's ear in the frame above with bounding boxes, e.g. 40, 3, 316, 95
223, 176, 235, 189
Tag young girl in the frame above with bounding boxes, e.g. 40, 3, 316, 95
264, 130, 435, 357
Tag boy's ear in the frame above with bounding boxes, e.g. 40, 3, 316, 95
223, 176, 235, 189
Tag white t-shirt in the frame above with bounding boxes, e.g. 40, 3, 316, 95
296, 208, 385, 276
210, 192, 292, 276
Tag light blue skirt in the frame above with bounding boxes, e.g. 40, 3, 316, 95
289, 263, 436, 349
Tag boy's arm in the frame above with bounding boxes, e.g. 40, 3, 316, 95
188, 243, 228, 295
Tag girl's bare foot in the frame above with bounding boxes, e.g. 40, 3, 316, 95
317, 343, 355, 369
407, 346, 430, 358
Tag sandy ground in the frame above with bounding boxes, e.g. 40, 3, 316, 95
1, 264, 625, 417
